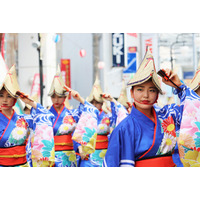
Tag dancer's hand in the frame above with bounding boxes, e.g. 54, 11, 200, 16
161, 68, 182, 88
17, 91, 37, 109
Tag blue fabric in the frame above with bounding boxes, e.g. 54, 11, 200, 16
103, 85, 189, 167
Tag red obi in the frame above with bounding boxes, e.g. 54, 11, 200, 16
95, 134, 108, 150
0, 145, 27, 167
135, 155, 175, 167
54, 134, 74, 151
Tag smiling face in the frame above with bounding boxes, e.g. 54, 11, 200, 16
51, 93, 66, 109
0, 88, 16, 111
130, 79, 159, 113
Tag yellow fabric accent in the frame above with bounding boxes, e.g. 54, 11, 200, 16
54, 143, 73, 146
0, 153, 27, 158
96, 139, 108, 142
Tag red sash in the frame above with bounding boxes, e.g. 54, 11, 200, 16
135, 155, 175, 167
0, 145, 27, 166
54, 134, 74, 151
95, 135, 108, 150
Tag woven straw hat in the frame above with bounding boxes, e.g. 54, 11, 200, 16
117, 80, 130, 108
127, 46, 163, 94
0, 65, 20, 98
189, 62, 200, 91
48, 67, 68, 97
86, 74, 103, 103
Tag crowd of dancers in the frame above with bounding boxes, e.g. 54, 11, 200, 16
0, 46, 200, 167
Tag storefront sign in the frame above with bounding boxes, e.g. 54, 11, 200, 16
112, 33, 125, 67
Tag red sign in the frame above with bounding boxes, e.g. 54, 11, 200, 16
61, 59, 71, 99
0, 33, 5, 60
30, 73, 46, 97
127, 33, 137, 38
30, 73, 40, 97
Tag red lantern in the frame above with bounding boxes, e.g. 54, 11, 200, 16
98, 61, 105, 69
80, 49, 86, 57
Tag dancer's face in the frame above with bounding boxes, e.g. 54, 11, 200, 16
91, 99, 103, 111
0, 88, 15, 111
130, 80, 158, 112
51, 93, 66, 109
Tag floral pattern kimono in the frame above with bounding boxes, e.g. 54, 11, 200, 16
74, 101, 128, 167
102, 85, 189, 167
49, 103, 84, 167
177, 86, 200, 166
0, 103, 55, 167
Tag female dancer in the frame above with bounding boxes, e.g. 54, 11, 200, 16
48, 68, 87, 167
0, 65, 55, 167
74, 75, 128, 167
103, 46, 190, 167
177, 65, 200, 166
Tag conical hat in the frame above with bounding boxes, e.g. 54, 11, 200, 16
127, 46, 163, 94
117, 80, 129, 108
48, 66, 68, 97
189, 63, 200, 91
86, 74, 103, 103
0, 65, 20, 98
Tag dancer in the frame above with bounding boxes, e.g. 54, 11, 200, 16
177, 65, 200, 166
74, 75, 128, 167
48, 68, 86, 167
103, 46, 189, 167
0, 65, 55, 167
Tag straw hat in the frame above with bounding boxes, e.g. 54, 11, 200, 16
0, 65, 20, 98
86, 74, 103, 103
48, 66, 68, 97
189, 62, 200, 91
127, 46, 163, 94
117, 80, 130, 108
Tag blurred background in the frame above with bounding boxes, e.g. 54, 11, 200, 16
1, 33, 200, 112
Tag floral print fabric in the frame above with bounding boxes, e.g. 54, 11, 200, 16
178, 89, 200, 167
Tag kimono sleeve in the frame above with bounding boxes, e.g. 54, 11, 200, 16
72, 101, 99, 154
114, 102, 129, 127
70, 102, 85, 123
176, 85, 200, 166
108, 101, 128, 129
29, 103, 55, 167
158, 84, 188, 127
102, 117, 136, 167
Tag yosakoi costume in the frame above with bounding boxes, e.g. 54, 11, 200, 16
48, 68, 84, 167
73, 75, 128, 167
0, 66, 55, 167
103, 47, 184, 167
177, 67, 200, 167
